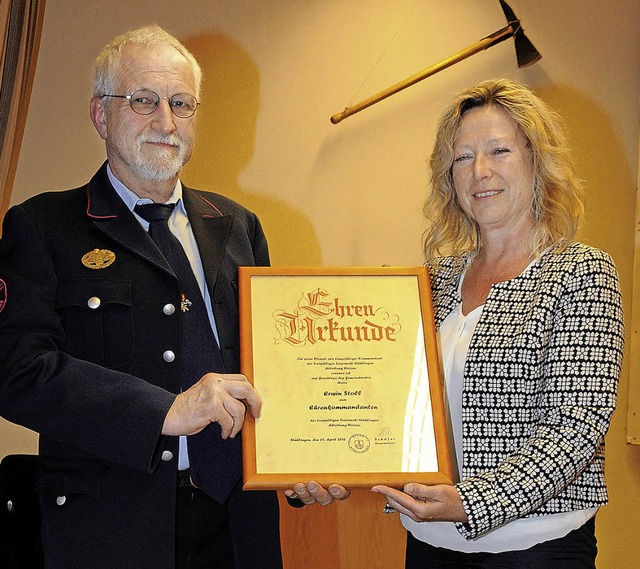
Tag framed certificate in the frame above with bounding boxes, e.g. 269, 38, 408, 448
238, 266, 453, 489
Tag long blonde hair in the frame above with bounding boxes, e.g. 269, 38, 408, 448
422, 79, 584, 262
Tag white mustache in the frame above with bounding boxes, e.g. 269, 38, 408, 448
138, 135, 182, 148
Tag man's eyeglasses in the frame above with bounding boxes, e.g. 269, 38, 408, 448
101, 89, 200, 118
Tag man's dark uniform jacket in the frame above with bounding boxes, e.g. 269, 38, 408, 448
0, 164, 282, 569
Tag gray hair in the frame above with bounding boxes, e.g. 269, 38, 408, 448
92, 24, 202, 99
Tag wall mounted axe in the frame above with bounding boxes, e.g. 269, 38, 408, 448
330, 0, 541, 124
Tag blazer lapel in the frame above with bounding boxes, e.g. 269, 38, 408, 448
85, 164, 173, 276
182, 188, 232, 293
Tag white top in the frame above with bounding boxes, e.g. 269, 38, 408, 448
402, 269, 596, 552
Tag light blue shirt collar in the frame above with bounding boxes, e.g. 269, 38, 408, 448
106, 164, 187, 221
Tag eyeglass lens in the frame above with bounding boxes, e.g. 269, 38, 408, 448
129, 90, 198, 118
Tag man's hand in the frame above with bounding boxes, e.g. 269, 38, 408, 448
162, 373, 261, 438
284, 481, 351, 506
371, 483, 468, 523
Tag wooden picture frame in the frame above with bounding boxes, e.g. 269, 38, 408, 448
238, 266, 453, 489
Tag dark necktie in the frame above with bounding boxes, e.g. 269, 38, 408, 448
134, 202, 241, 503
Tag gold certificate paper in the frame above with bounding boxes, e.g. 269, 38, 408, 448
239, 267, 453, 489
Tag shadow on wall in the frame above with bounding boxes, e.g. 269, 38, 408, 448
181, 32, 322, 267
532, 81, 634, 263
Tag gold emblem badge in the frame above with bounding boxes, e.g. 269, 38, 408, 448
81, 249, 116, 270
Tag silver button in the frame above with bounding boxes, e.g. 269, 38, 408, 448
163, 303, 176, 316
56, 496, 66, 506
6, 500, 13, 513
163, 350, 175, 363
161, 450, 174, 462
87, 296, 101, 309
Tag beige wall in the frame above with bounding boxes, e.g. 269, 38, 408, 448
3, 1, 640, 567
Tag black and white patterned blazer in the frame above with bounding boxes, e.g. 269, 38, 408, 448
428, 242, 625, 539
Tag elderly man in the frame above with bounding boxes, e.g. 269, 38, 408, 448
0, 24, 345, 569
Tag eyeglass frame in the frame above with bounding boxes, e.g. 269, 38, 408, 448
101, 89, 201, 118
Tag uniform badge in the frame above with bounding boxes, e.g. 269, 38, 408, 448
0, 279, 6, 314
181, 293, 192, 312
81, 249, 116, 270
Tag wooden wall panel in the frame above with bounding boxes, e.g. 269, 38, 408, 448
280, 490, 406, 568
625, 132, 640, 444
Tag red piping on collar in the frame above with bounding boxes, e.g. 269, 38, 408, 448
196, 194, 224, 217
86, 188, 117, 219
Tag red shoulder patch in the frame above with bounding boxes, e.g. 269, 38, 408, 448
0, 279, 6, 314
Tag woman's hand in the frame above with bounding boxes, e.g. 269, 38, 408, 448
284, 481, 351, 506
371, 483, 468, 523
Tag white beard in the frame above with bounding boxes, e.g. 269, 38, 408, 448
130, 134, 191, 181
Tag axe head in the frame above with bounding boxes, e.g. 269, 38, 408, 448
499, 0, 542, 68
